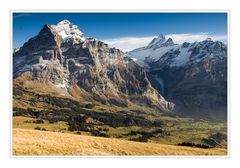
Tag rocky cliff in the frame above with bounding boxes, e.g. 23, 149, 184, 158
13, 20, 173, 111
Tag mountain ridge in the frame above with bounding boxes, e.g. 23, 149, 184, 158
13, 20, 174, 111
128, 35, 227, 120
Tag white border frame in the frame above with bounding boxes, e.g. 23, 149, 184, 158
9, 10, 231, 159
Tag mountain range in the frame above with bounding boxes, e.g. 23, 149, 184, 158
13, 20, 227, 121
128, 34, 227, 120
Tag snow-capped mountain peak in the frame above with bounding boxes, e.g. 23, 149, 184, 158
127, 34, 177, 65
57, 19, 72, 26
128, 35, 226, 68
51, 19, 86, 43
147, 34, 175, 49
147, 34, 166, 48
165, 38, 174, 45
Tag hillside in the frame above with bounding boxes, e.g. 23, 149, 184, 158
13, 128, 227, 156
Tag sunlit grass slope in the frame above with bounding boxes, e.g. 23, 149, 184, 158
13, 128, 227, 156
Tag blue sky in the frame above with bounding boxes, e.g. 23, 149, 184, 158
13, 13, 227, 51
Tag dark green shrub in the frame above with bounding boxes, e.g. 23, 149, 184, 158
177, 142, 212, 149
91, 130, 109, 137
34, 127, 41, 130
102, 128, 109, 132
85, 104, 95, 109
130, 136, 148, 142
33, 119, 44, 124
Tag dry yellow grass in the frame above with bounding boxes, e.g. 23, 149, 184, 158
13, 116, 69, 133
13, 128, 227, 156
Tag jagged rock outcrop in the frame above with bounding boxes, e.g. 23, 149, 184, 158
128, 35, 227, 120
13, 20, 174, 111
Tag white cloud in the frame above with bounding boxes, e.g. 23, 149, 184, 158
102, 36, 155, 52
101, 33, 227, 52
166, 33, 227, 44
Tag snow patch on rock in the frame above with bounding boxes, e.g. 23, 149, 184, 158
51, 19, 86, 44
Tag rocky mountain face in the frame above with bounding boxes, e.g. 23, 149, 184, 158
128, 35, 227, 120
13, 20, 173, 111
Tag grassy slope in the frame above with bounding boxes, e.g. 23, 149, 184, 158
13, 128, 227, 156
13, 116, 70, 133
13, 115, 227, 147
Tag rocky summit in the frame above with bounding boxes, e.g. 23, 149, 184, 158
13, 20, 173, 111
128, 35, 227, 120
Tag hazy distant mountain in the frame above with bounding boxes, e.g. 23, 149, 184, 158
128, 35, 227, 120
